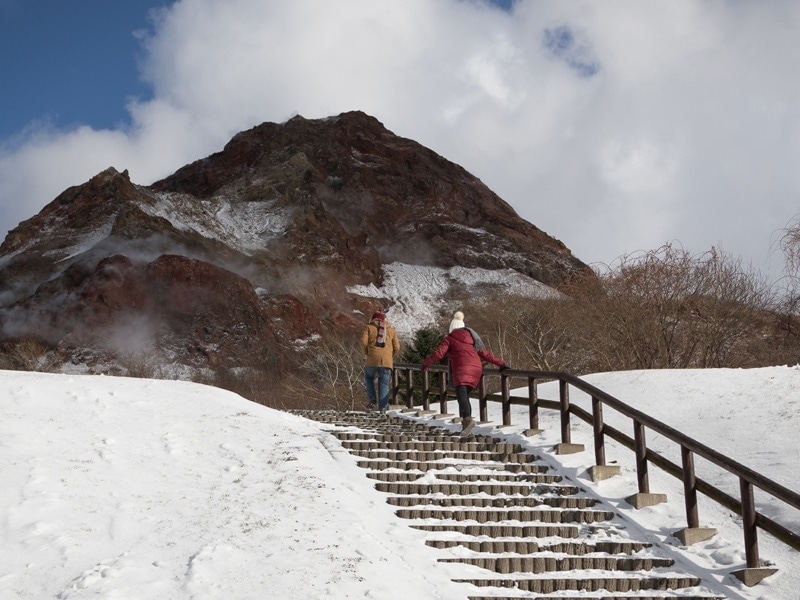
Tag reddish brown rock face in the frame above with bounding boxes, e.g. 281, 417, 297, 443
0, 111, 590, 374
152, 111, 585, 285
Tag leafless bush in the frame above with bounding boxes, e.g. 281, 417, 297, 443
778, 213, 800, 292
775, 214, 800, 342
0, 338, 61, 372
201, 367, 285, 407
454, 243, 786, 374
567, 244, 774, 370
117, 350, 163, 379
462, 294, 582, 373
281, 328, 365, 411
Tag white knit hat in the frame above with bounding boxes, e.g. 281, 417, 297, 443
449, 311, 465, 333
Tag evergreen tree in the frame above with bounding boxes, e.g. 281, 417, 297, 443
401, 327, 444, 364
400, 327, 446, 406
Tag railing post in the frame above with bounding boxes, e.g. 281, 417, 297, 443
406, 369, 414, 408
438, 370, 448, 414
391, 368, 400, 404
592, 396, 606, 467
501, 372, 511, 426
634, 420, 650, 494
559, 379, 571, 444
528, 377, 539, 431
740, 478, 760, 569
681, 446, 700, 529
673, 445, 718, 548
421, 369, 430, 411
478, 377, 488, 423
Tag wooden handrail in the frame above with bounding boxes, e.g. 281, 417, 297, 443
391, 362, 800, 572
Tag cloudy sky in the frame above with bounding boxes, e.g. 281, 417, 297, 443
1, 0, 799, 281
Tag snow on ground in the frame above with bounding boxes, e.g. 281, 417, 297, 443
0, 372, 465, 600
1, 366, 799, 599
511, 367, 800, 600
347, 262, 558, 337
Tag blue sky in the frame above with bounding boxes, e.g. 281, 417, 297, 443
0, 0, 512, 137
1, 0, 799, 284
0, 1, 167, 137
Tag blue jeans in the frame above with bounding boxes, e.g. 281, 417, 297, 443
365, 366, 392, 409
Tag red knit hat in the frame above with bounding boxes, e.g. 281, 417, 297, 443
371, 312, 385, 321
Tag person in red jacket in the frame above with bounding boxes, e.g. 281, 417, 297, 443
422, 311, 508, 434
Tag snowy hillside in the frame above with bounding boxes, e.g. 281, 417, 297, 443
1, 367, 798, 599
348, 261, 559, 337
144, 190, 295, 255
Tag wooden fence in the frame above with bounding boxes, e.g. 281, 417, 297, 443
391, 363, 800, 584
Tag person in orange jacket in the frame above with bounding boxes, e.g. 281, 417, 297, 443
360, 311, 400, 412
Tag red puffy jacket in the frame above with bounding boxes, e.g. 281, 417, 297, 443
423, 328, 505, 388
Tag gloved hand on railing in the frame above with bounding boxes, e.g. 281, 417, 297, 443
499, 364, 511, 372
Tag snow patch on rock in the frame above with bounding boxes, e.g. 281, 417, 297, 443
348, 262, 558, 337
145, 192, 293, 254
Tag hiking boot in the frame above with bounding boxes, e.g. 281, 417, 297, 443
461, 417, 475, 435
366, 402, 378, 412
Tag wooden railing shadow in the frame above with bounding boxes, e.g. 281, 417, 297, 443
391, 363, 800, 587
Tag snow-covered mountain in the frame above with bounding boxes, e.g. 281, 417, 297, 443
0, 111, 588, 379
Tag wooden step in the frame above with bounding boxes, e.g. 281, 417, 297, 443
412, 523, 580, 538
386, 495, 597, 509
337, 437, 525, 453
395, 507, 615, 523
374, 481, 578, 496
435, 472, 569, 484
468, 595, 724, 600
441, 554, 675, 573
360, 461, 551, 474
454, 574, 702, 593
348, 449, 538, 463
426, 539, 651, 554
366, 470, 563, 483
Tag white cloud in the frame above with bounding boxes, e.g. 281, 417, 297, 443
1, 0, 799, 282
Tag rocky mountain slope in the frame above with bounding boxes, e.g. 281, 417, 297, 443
0, 111, 589, 381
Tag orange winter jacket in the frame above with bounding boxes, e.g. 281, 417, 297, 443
360, 318, 400, 367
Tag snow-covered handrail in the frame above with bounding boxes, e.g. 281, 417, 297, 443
391, 363, 800, 586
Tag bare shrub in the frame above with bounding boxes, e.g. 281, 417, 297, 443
117, 350, 163, 379
778, 213, 800, 297
774, 214, 800, 349
190, 330, 297, 407
0, 338, 61, 372
203, 367, 285, 407
568, 244, 774, 370
281, 329, 365, 411
448, 243, 786, 375
462, 294, 582, 373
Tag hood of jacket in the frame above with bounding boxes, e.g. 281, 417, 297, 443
448, 328, 474, 345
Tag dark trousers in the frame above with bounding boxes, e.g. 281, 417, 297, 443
455, 385, 473, 418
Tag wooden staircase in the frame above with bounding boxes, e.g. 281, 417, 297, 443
295, 410, 727, 599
